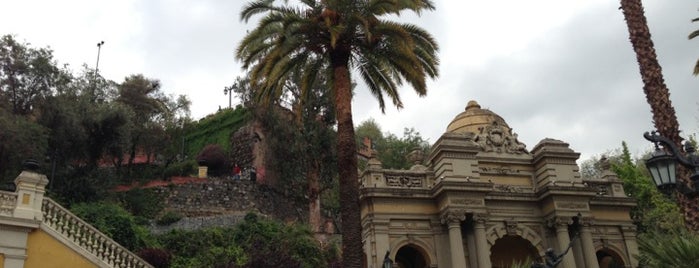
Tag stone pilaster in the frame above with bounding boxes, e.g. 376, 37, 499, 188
579, 218, 599, 268
441, 210, 467, 268
548, 217, 576, 268
622, 225, 639, 268
473, 214, 491, 268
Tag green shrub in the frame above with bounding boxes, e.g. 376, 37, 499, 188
118, 188, 164, 219
162, 160, 197, 178
156, 213, 329, 267
71, 202, 155, 250
156, 211, 182, 226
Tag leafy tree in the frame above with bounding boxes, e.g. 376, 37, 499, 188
237, 1, 439, 265
620, 0, 698, 230
611, 142, 684, 232
0, 34, 70, 115
356, 119, 430, 170
0, 106, 48, 186
378, 128, 430, 170
116, 74, 169, 168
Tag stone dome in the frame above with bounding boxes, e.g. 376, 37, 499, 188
446, 100, 511, 134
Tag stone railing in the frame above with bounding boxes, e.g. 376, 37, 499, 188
0, 190, 17, 217
42, 198, 153, 268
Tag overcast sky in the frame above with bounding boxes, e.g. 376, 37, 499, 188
1, 0, 696, 162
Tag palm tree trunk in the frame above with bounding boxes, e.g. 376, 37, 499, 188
620, 0, 699, 231
308, 159, 322, 234
332, 49, 362, 268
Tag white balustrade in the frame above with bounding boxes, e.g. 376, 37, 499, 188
0, 190, 17, 216
42, 198, 153, 268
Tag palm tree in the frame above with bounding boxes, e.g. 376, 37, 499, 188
638, 229, 699, 267
236, 0, 439, 267
689, 15, 699, 75
619, 0, 699, 231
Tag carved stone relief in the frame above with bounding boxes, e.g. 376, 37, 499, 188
385, 175, 424, 188
474, 121, 528, 154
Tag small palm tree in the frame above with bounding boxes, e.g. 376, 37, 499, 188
236, 0, 439, 267
638, 229, 699, 268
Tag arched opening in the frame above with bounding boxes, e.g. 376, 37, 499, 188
395, 244, 429, 268
597, 249, 625, 268
490, 235, 539, 268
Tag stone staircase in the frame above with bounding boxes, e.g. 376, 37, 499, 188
41, 197, 153, 268
0, 168, 153, 268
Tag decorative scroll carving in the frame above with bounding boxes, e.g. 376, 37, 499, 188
556, 202, 588, 210
0, 191, 16, 216
440, 209, 466, 225
579, 216, 595, 227
452, 198, 483, 206
546, 216, 574, 228
472, 213, 489, 224
474, 121, 528, 154
385, 175, 424, 188
493, 184, 523, 193
480, 166, 521, 175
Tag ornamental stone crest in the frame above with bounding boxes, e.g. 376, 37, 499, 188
474, 121, 528, 154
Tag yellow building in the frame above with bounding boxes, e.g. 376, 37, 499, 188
360, 101, 638, 268
0, 165, 151, 268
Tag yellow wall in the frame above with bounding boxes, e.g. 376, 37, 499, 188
24, 229, 97, 268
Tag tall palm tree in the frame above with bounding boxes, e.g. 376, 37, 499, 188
619, 0, 699, 230
236, 0, 439, 267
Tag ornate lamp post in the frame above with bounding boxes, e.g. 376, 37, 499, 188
223, 85, 233, 109
382, 250, 393, 268
643, 131, 699, 196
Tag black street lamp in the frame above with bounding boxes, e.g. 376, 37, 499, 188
382, 250, 393, 268
643, 131, 699, 196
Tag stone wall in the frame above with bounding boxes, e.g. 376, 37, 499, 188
150, 178, 305, 230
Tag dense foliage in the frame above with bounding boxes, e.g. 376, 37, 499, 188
71, 202, 155, 250
157, 213, 338, 268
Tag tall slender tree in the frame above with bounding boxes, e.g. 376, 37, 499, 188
620, 0, 699, 230
236, 0, 439, 266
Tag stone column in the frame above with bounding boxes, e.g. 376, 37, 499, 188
465, 228, 478, 268
473, 214, 492, 268
572, 236, 585, 268
622, 226, 640, 268
442, 210, 467, 268
551, 218, 576, 268
579, 219, 599, 268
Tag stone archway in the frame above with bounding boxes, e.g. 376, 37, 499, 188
394, 244, 429, 268
490, 235, 539, 268
596, 248, 625, 268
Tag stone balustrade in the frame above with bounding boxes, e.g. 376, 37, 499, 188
0, 190, 17, 216
42, 198, 153, 268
